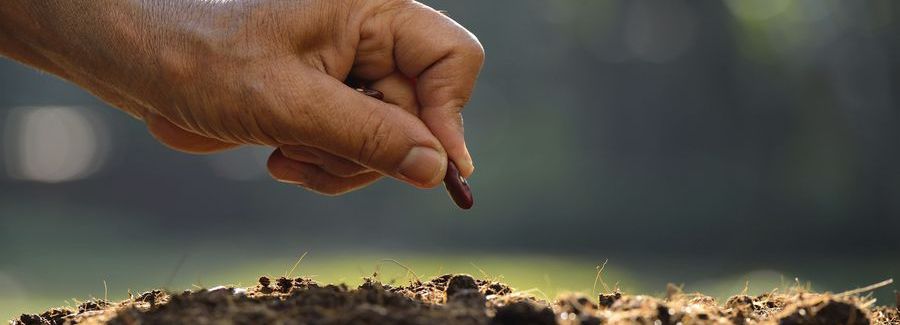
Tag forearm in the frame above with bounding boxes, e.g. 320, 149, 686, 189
1, 1, 158, 82
0, 2, 65, 76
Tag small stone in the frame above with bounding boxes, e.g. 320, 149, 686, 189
598, 291, 622, 308
276, 277, 293, 293
446, 274, 478, 298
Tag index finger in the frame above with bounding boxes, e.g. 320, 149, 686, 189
391, 3, 484, 177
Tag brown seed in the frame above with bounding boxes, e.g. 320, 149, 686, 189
444, 161, 474, 209
355, 85, 474, 210
355, 88, 384, 100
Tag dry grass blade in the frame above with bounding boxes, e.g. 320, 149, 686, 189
861, 298, 878, 309
381, 259, 422, 283
592, 259, 610, 297
164, 253, 188, 289
470, 263, 490, 280
836, 279, 893, 297
285, 252, 309, 279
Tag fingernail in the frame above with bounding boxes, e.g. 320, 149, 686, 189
398, 146, 444, 187
456, 144, 476, 178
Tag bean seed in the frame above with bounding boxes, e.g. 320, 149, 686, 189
355, 88, 384, 100
443, 160, 473, 209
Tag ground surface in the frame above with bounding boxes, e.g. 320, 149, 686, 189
10, 274, 898, 325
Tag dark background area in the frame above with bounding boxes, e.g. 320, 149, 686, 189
1, 0, 897, 318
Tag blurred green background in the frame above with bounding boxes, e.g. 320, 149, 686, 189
1, 0, 898, 320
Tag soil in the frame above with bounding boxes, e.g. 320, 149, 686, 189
11, 274, 899, 325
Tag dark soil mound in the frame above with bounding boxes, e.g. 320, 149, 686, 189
11, 274, 899, 325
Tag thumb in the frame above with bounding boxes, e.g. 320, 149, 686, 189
282, 74, 447, 188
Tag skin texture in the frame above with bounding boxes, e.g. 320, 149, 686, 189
0, 0, 484, 195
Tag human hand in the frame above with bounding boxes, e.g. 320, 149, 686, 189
0, 0, 484, 195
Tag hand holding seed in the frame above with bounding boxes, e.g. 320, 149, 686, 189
0, 0, 484, 197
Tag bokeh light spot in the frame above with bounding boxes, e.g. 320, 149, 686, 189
3, 106, 108, 183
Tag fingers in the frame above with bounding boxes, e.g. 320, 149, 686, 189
146, 113, 240, 154
268, 149, 382, 196
273, 73, 446, 188
390, 3, 485, 177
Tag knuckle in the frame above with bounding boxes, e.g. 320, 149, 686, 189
446, 28, 485, 64
462, 38, 485, 62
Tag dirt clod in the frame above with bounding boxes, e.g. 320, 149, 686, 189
15, 314, 44, 325
598, 290, 622, 308
556, 293, 597, 316
872, 306, 899, 324
275, 276, 292, 293
778, 295, 870, 325
77, 300, 111, 313
492, 300, 556, 325
446, 274, 479, 297
135, 290, 164, 306
15, 307, 73, 325
485, 282, 512, 296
